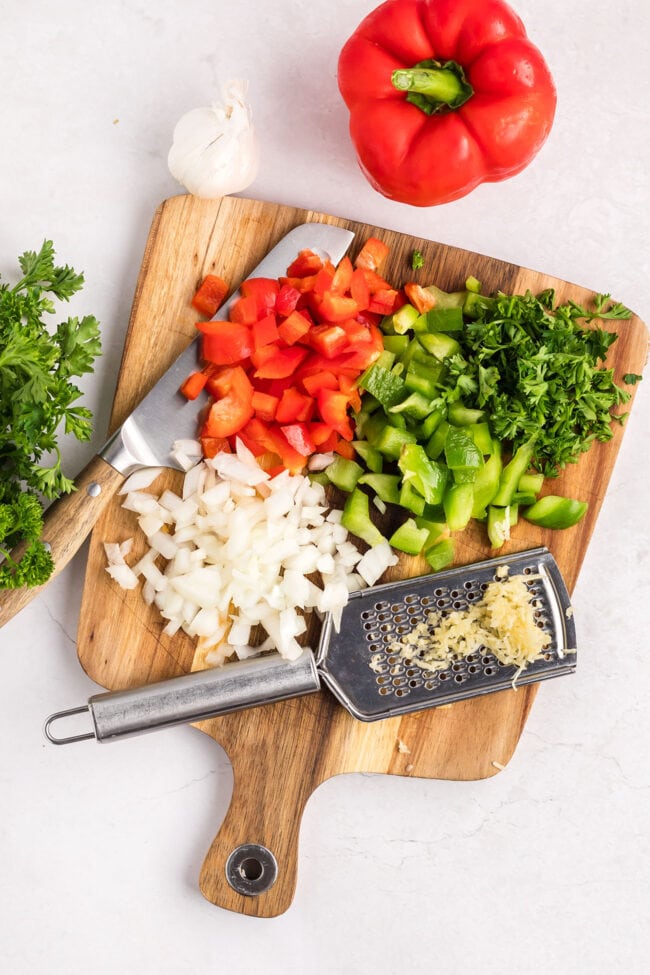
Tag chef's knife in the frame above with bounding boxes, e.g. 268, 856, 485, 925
0, 222, 355, 627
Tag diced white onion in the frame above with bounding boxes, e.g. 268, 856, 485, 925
103, 451, 401, 663
357, 542, 399, 587
105, 563, 139, 589
119, 468, 164, 495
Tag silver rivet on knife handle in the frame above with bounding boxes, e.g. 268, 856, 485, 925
43, 650, 321, 744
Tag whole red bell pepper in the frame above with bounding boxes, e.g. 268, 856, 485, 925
338, 0, 556, 206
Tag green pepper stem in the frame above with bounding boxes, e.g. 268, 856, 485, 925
392, 67, 461, 101
391, 61, 474, 114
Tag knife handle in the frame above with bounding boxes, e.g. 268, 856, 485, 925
0, 455, 124, 628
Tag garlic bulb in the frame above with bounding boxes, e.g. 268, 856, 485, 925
168, 80, 259, 199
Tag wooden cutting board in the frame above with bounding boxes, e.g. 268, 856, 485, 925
77, 194, 648, 917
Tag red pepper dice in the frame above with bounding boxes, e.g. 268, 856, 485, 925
337, 0, 556, 206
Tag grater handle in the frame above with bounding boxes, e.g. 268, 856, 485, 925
44, 650, 321, 743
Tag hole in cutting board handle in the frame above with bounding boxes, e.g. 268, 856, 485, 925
225, 843, 278, 896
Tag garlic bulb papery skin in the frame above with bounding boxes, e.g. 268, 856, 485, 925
168, 79, 259, 199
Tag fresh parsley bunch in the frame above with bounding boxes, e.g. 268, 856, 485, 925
0, 240, 101, 588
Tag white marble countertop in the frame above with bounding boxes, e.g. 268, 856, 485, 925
1, 1, 648, 972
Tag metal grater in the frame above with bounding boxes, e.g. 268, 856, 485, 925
317, 546, 576, 721
44, 547, 576, 743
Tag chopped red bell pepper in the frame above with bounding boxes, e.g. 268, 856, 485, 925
316, 291, 360, 323
252, 313, 280, 350
333, 437, 357, 459
301, 371, 339, 396
286, 250, 324, 277
239, 277, 280, 314
191, 274, 229, 317
338, 374, 362, 413
202, 366, 254, 439
187, 235, 397, 471
201, 322, 254, 365
331, 256, 354, 294
308, 324, 350, 358
275, 387, 314, 424
317, 388, 355, 441
200, 435, 232, 458
350, 267, 370, 309
275, 283, 301, 316
368, 288, 400, 315
309, 422, 336, 447
404, 282, 436, 314
251, 389, 279, 421
253, 346, 309, 379
355, 237, 389, 272
179, 371, 208, 401
280, 422, 317, 457
229, 295, 259, 325
278, 310, 312, 345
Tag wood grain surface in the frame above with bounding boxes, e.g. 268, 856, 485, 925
77, 195, 648, 916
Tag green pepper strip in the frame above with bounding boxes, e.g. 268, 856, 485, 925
523, 495, 588, 529
491, 439, 536, 507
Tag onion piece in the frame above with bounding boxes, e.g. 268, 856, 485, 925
119, 468, 163, 495
357, 542, 399, 587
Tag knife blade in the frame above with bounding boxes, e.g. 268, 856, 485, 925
0, 221, 356, 627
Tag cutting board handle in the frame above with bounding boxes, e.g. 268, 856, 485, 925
0, 454, 124, 628
198, 746, 313, 917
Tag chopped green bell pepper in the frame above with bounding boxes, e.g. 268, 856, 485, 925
398, 478, 426, 516
391, 303, 421, 334
425, 537, 455, 571
389, 518, 430, 556
372, 424, 418, 460
417, 408, 446, 441
325, 456, 364, 493
487, 504, 513, 549
491, 439, 536, 507
358, 363, 405, 408
358, 472, 401, 505
444, 426, 484, 483
420, 306, 464, 332
398, 444, 449, 505
518, 472, 544, 496
425, 284, 467, 309
417, 331, 461, 360
341, 488, 386, 547
382, 334, 410, 357
352, 440, 383, 473
389, 391, 435, 420
472, 444, 503, 519
523, 495, 588, 529
467, 421, 494, 456
404, 358, 443, 398
447, 402, 486, 426
425, 419, 450, 460
415, 517, 448, 549
443, 482, 474, 532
